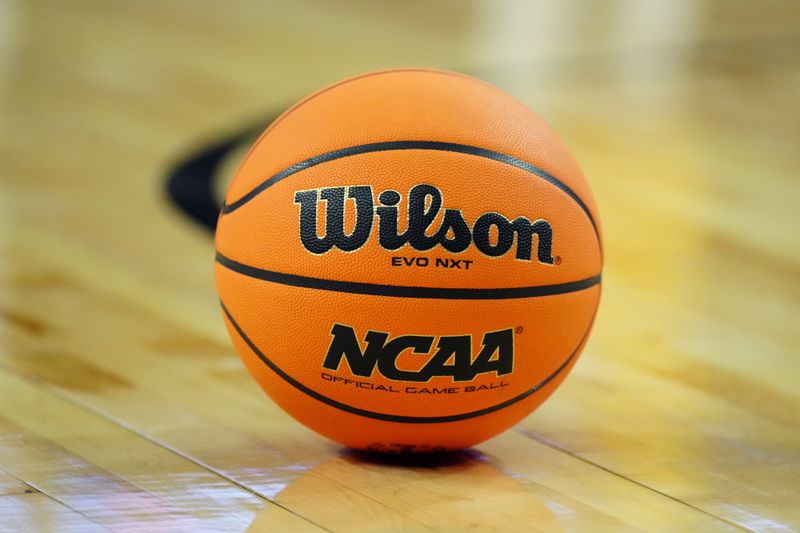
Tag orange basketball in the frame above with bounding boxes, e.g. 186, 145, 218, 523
215, 68, 602, 452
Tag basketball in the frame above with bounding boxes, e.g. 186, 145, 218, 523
15, 3, 795, 527
215, 68, 602, 452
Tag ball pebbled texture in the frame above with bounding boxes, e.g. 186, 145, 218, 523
215, 68, 602, 452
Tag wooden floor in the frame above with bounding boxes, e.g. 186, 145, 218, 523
2, 0, 799, 531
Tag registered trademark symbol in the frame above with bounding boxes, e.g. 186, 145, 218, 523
554, 256, 562, 265
515, 326, 524, 334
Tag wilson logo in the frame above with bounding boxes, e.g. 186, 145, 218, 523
322, 324, 514, 382
293, 184, 554, 263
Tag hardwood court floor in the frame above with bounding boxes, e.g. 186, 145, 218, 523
1, 1, 799, 531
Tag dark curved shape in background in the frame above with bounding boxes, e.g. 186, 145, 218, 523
164, 118, 277, 232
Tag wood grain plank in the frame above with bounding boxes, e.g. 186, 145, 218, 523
0, 370, 322, 532
0, 493, 108, 533
0, 471, 33, 497
0, 242, 744, 532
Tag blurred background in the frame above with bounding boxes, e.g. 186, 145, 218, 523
1, 0, 798, 530
4, 0, 796, 382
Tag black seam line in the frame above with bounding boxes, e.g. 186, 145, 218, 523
216, 252, 601, 300
220, 140, 598, 237
221, 301, 591, 424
